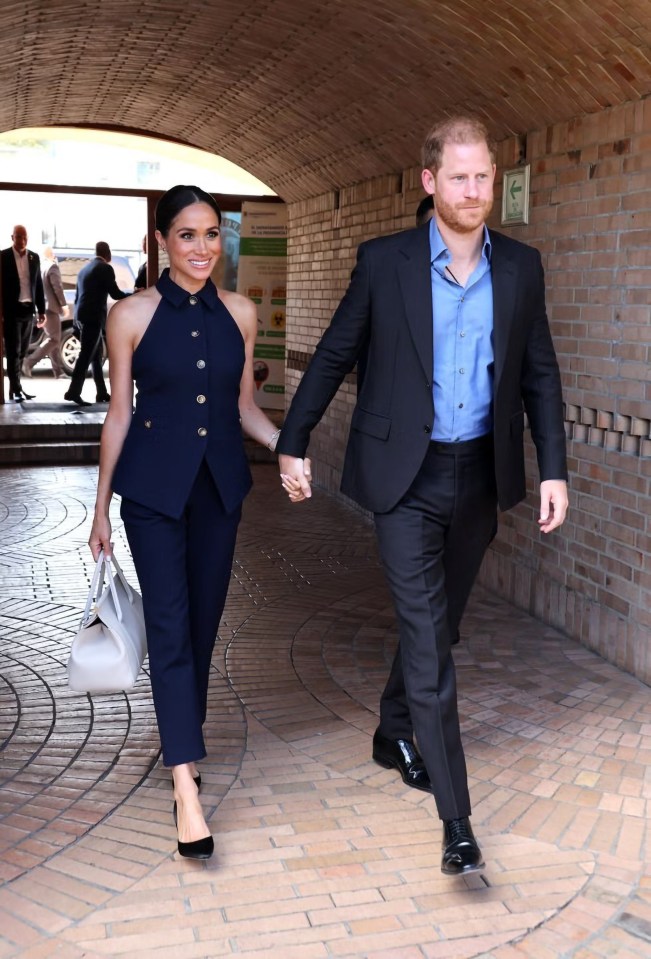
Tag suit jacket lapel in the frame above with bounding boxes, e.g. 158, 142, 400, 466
397, 227, 433, 382
395, 226, 518, 389
490, 231, 517, 391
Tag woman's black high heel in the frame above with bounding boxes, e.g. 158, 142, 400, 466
173, 801, 213, 860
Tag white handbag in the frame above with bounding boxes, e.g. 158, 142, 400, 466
68, 550, 147, 693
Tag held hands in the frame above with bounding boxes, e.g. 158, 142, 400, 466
538, 479, 568, 534
89, 514, 113, 560
279, 454, 312, 503
36, 313, 47, 329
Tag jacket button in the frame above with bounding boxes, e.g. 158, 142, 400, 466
196, 394, 206, 404
197, 360, 206, 369
191, 330, 200, 337
424, 425, 431, 433
189, 295, 198, 305
197, 427, 207, 437
144, 419, 152, 428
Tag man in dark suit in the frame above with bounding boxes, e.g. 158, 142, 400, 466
1, 225, 46, 401
64, 241, 130, 406
277, 116, 568, 875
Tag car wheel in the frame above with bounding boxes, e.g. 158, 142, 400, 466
60, 328, 107, 376
60, 327, 80, 376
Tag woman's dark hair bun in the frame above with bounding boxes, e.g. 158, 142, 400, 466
155, 185, 222, 236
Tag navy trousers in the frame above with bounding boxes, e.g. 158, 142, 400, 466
120, 461, 241, 766
68, 322, 106, 397
374, 435, 497, 821
3, 304, 34, 393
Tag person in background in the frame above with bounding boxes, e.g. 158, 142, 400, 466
1, 225, 46, 401
276, 116, 568, 876
134, 235, 147, 291
416, 193, 435, 226
88, 185, 290, 861
64, 241, 130, 406
24, 247, 68, 378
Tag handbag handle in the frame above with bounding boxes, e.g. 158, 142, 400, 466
81, 550, 126, 625
82, 552, 107, 623
108, 553, 134, 604
103, 557, 123, 623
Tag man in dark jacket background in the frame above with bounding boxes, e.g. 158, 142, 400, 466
64, 241, 130, 406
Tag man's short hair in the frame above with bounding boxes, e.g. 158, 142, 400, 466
415, 195, 434, 227
95, 241, 111, 260
422, 116, 497, 173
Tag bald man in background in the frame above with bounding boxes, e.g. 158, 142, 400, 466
1, 225, 45, 400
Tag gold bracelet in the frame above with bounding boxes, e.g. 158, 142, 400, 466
267, 428, 281, 451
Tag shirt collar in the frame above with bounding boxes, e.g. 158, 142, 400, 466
428, 217, 492, 265
156, 267, 219, 309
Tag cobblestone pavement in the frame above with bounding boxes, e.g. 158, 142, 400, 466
1, 463, 650, 959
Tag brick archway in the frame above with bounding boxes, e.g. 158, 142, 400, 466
2, 1, 650, 200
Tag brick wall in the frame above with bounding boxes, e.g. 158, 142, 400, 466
285, 99, 651, 684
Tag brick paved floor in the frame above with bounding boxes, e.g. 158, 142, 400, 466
1, 463, 650, 958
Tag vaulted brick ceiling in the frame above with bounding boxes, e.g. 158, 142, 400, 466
2, 1, 651, 200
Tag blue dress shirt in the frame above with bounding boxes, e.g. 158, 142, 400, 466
429, 219, 494, 441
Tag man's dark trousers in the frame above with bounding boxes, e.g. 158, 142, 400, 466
374, 434, 498, 822
4, 302, 34, 392
68, 322, 105, 396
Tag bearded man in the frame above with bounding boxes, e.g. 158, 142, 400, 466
277, 116, 568, 875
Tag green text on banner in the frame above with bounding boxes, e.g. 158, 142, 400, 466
236, 202, 287, 410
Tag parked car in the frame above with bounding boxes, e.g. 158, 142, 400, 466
28, 250, 136, 375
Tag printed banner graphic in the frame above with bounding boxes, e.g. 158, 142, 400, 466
236, 202, 287, 409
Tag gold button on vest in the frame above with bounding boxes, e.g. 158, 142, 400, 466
197, 394, 206, 404
197, 427, 207, 437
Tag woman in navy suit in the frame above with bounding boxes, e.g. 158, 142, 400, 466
89, 186, 290, 859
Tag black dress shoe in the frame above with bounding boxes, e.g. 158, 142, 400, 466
11, 389, 35, 401
372, 731, 432, 792
64, 391, 92, 407
96, 392, 111, 402
173, 801, 213, 860
441, 817, 484, 875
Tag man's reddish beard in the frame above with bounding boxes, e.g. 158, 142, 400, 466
435, 195, 493, 234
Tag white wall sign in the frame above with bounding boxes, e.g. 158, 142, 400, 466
501, 165, 530, 226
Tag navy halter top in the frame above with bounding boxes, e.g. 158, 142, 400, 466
112, 269, 252, 518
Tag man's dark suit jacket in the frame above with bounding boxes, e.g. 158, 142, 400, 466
74, 257, 128, 327
277, 225, 567, 515
0, 247, 45, 317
